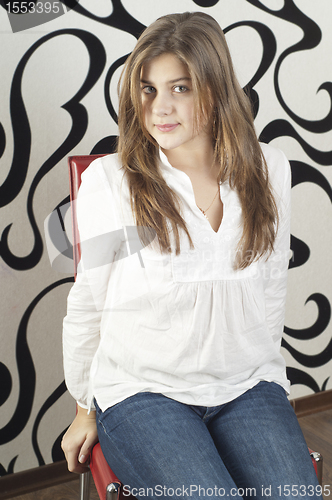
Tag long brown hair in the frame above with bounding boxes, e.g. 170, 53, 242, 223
117, 12, 278, 269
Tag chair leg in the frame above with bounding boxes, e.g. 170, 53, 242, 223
310, 451, 323, 486
80, 470, 91, 500
106, 482, 120, 500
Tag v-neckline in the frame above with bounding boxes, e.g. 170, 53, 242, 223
195, 185, 224, 234
159, 151, 225, 234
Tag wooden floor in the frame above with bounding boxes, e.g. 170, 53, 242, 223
298, 408, 332, 498
11, 408, 332, 500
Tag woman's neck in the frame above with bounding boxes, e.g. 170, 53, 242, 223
162, 140, 216, 177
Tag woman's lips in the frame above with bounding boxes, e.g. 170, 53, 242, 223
155, 123, 179, 132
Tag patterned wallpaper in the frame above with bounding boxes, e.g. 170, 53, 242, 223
0, 0, 331, 475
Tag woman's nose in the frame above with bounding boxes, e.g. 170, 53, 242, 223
152, 92, 172, 117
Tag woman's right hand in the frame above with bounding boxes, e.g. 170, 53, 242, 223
61, 406, 99, 474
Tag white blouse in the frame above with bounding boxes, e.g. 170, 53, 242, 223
62, 143, 291, 412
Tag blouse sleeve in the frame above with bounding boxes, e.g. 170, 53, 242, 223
62, 158, 122, 409
262, 146, 292, 348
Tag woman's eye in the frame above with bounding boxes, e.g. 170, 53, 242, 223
142, 86, 156, 94
173, 85, 188, 93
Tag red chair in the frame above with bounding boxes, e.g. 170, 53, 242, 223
69, 154, 131, 500
68, 155, 323, 500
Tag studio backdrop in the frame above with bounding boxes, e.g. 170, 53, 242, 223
0, 0, 331, 475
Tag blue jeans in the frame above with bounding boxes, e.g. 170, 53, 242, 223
95, 382, 322, 499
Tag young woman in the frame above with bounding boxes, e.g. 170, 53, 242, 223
61, 12, 322, 499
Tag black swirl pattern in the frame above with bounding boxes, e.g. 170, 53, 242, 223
261, 120, 332, 165
0, 121, 5, 159
0, 362, 12, 407
248, 0, 332, 133
104, 54, 129, 124
284, 294, 331, 342
289, 161, 332, 271
0, 279, 73, 448
286, 367, 321, 394
32, 381, 67, 466
246, 0, 332, 390
0, 456, 18, 476
1, 0, 331, 475
0, 29, 106, 270
224, 21, 277, 119
61, 0, 146, 39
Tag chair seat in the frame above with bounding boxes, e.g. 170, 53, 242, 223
90, 443, 121, 500
90, 443, 139, 500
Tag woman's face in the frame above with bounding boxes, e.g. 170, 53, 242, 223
140, 53, 211, 154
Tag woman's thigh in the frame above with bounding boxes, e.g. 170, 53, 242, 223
207, 381, 322, 500
95, 392, 241, 499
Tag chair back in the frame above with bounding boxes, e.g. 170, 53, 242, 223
68, 154, 125, 500
68, 154, 106, 275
